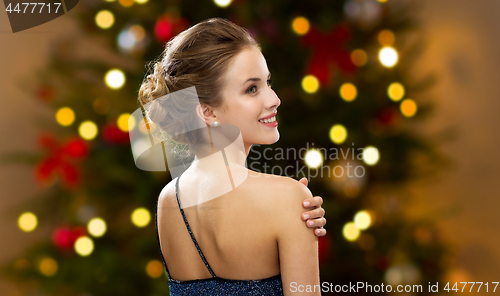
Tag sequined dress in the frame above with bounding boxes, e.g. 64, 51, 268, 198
155, 174, 284, 296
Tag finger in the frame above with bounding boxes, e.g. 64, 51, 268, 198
302, 207, 325, 220
303, 196, 323, 208
306, 218, 327, 228
315, 227, 327, 236
298, 177, 308, 187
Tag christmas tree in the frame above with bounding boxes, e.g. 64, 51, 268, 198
2, 0, 452, 295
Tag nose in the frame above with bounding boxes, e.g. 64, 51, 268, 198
266, 88, 281, 111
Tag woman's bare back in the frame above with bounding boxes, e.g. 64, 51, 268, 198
157, 170, 291, 281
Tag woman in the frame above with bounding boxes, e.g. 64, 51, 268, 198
139, 18, 325, 295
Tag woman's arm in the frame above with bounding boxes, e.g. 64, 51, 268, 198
298, 177, 327, 237
275, 179, 321, 296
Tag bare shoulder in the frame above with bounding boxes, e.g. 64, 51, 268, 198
158, 177, 177, 206
248, 171, 313, 208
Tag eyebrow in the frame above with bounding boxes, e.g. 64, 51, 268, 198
242, 72, 271, 86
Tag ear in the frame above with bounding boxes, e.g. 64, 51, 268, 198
196, 104, 217, 125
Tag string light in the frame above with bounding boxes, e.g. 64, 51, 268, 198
302, 75, 319, 93
18, 212, 37, 232
117, 113, 134, 132
304, 149, 323, 169
379, 46, 398, 67
55, 107, 75, 126
292, 16, 310, 35
39, 257, 58, 276
388, 82, 405, 102
354, 210, 372, 230
351, 49, 368, 67
378, 30, 395, 46
400, 99, 417, 117
87, 217, 107, 238
131, 207, 151, 227
130, 25, 146, 42
343, 222, 360, 241
78, 121, 98, 140
74, 236, 94, 257
95, 10, 114, 29
329, 124, 347, 144
340, 83, 357, 102
362, 146, 379, 166
146, 260, 164, 278
105, 69, 126, 90
119, 0, 134, 7
213, 0, 231, 8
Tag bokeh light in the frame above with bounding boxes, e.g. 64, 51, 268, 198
78, 121, 98, 140
362, 146, 380, 166
378, 46, 398, 67
74, 236, 94, 256
105, 69, 126, 89
146, 260, 164, 278
329, 124, 347, 144
119, 0, 134, 7
55, 107, 75, 126
304, 149, 323, 169
351, 49, 368, 67
302, 75, 319, 93
131, 207, 151, 227
118, 113, 134, 132
95, 10, 114, 29
130, 25, 146, 41
18, 212, 37, 232
214, 0, 231, 8
87, 217, 107, 238
388, 82, 405, 102
343, 222, 360, 241
400, 99, 417, 117
354, 210, 372, 230
39, 257, 58, 277
378, 30, 395, 46
135, 0, 148, 4
292, 16, 310, 35
340, 83, 357, 102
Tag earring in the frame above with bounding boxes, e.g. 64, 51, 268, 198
211, 121, 219, 127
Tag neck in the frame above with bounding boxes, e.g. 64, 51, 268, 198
193, 126, 248, 169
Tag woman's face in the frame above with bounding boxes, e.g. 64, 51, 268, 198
216, 45, 281, 151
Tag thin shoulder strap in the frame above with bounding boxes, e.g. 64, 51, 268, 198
155, 195, 172, 279
175, 174, 217, 277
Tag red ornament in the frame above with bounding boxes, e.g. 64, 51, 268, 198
35, 133, 89, 189
63, 138, 89, 158
52, 226, 87, 252
318, 234, 332, 264
102, 123, 130, 145
36, 85, 56, 103
377, 107, 399, 126
301, 23, 356, 87
154, 15, 189, 44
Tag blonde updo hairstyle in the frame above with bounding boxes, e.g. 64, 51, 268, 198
138, 18, 260, 157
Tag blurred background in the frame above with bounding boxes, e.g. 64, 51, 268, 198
1, 0, 499, 295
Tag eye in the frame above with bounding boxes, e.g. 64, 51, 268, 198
267, 79, 272, 87
246, 85, 257, 94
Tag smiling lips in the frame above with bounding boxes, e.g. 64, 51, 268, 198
258, 113, 278, 127
258, 116, 276, 123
